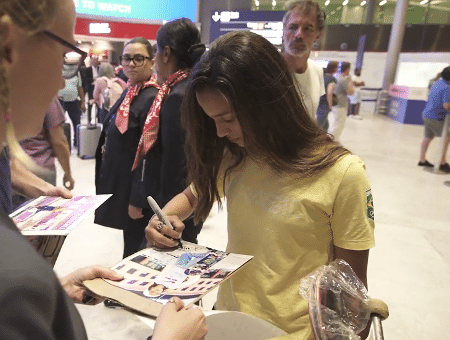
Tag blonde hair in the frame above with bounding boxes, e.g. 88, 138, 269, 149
0, 0, 58, 173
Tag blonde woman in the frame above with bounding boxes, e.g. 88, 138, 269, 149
0, 1, 207, 339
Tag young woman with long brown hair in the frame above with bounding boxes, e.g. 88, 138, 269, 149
146, 31, 374, 339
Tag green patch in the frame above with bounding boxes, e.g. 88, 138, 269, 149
366, 189, 374, 220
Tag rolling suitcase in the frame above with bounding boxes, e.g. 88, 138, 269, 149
77, 105, 102, 159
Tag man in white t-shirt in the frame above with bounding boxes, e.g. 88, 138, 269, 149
282, 0, 326, 118
348, 68, 365, 120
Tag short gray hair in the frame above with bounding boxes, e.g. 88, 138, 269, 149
98, 62, 115, 78
283, 0, 326, 31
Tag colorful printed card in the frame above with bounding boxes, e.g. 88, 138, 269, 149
10, 195, 111, 236
83, 241, 253, 317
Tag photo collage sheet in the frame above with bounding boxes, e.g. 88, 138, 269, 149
105, 241, 253, 306
11, 195, 111, 235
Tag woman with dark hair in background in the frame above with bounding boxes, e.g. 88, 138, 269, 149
133, 18, 206, 247
145, 31, 374, 339
95, 37, 157, 258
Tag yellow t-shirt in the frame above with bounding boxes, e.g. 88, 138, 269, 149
213, 153, 375, 340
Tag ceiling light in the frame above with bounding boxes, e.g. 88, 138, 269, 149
420, 0, 428, 4
361, 0, 366, 5
343, 0, 349, 5
379, 0, 387, 5
325, 0, 330, 6
272, 0, 276, 6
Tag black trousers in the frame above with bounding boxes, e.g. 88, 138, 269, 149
59, 99, 81, 146
123, 209, 152, 258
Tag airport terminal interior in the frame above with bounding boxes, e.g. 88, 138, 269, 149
53, 102, 449, 340
6, 0, 450, 339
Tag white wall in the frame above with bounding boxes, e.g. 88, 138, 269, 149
311, 51, 450, 89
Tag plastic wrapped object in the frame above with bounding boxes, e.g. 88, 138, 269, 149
299, 259, 371, 340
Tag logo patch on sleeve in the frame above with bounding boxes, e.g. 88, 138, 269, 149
366, 189, 374, 220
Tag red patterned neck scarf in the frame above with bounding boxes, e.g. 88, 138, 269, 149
115, 74, 158, 134
131, 69, 190, 170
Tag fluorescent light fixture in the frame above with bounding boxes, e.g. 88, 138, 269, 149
379, 0, 387, 5
325, 0, 330, 6
343, 0, 349, 5
272, 0, 276, 6
419, 0, 428, 4
255, 0, 259, 5
361, 0, 367, 5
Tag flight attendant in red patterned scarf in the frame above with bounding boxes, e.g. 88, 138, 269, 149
95, 19, 206, 260
95, 36, 157, 259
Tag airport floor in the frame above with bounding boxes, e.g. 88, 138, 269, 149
53, 102, 450, 340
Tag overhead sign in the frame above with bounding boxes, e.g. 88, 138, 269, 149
75, 17, 161, 40
89, 22, 111, 34
74, 0, 197, 22
209, 10, 284, 45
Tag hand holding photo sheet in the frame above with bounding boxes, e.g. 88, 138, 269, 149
9, 195, 111, 265
10, 195, 111, 236
83, 241, 253, 317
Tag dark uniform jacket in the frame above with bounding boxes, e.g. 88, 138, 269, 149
95, 79, 202, 243
0, 208, 87, 340
95, 87, 157, 230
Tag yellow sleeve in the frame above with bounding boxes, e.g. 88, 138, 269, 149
331, 159, 375, 250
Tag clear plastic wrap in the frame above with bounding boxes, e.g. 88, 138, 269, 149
299, 259, 371, 340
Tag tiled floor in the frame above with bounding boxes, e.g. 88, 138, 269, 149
53, 102, 450, 339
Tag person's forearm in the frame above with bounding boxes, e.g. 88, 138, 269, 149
77, 87, 85, 102
49, 127, 72, 179
326, 91, 334, 109
161, 189, 197, 222
10, 158, 54, 198
53, 143, 72, 179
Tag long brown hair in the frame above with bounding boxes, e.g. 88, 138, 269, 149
182, 31, 350, 223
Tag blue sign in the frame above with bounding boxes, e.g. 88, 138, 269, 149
74, 0, 197, 22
